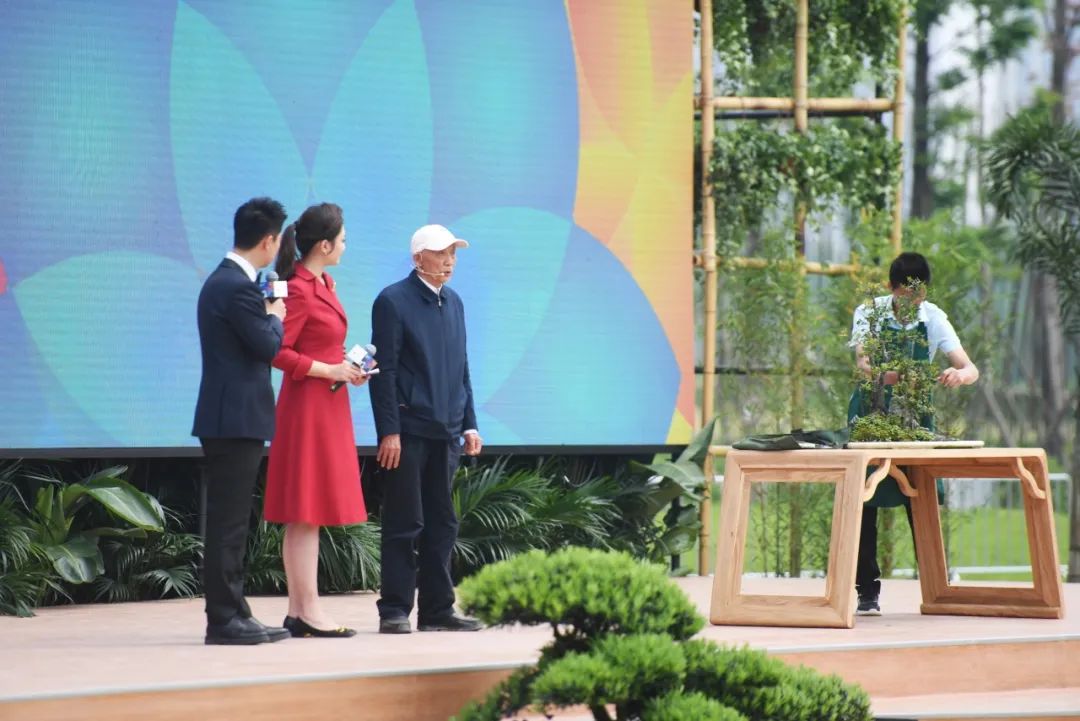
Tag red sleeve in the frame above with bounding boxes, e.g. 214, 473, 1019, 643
271, 279, 315, 380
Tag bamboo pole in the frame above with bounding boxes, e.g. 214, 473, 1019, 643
692, 254, 860, 276
890, 2, 908, 254
786, 0, 811, 578
711, 97, 894, 112
791, 0, 808, 427
698, 0, 717, 576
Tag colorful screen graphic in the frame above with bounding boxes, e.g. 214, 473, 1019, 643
0, 1, 692, 451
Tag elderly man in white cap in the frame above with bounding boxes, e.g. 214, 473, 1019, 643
368, 224, 483, 634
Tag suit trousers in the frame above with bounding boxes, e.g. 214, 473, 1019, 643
200, 437, 264, 626
856, 502, 916, 599
377, 434, 461, 621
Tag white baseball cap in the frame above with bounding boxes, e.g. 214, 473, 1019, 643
411, 224, 469, 255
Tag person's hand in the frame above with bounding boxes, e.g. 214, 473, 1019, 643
378, 434, 402, 469
938, 367, 969, 388
266, 298, 287, 321
463, 432, 483, 456
350, 360, 377, 386
881, 371, 899, 386
328, 361, 365, 385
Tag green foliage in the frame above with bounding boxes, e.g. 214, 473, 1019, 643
850, 414, 935, 442
712, 0, 902, 95
91, 509, 202, 603
22, 466, 164, 585
0, 470, 54, 616
0, 461, 201, 615
245, 491, 381, 595
985, 106, 1080, 334
454, 549, 871, 721
532, 634, 687, 711
682, 640, 872, 721
453, 456, 620, 579
458, 548, 703, 643
244, 517, 287, 595
643, 692, 746, 721
711, 122, 902, 257
452, 420, 719, 577
318, 521, 380, 593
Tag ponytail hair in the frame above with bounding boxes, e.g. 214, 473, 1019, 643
275, 223, 300, 279
274, 203, 344, 280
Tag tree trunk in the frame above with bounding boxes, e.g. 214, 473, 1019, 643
912, 30, 934, 218
1051, 0, 1068, 124
1034, 274, 1068, 458
1070, 361, 1080, 582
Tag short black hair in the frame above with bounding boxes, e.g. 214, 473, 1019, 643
233, 197, 287, 250
889, 252, 931, 289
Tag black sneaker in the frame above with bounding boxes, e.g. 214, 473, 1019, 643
856, 596, 881, 616
417, 613, 483, 632
378, 616, 412, 634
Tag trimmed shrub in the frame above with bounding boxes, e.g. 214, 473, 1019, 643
453, 547, 873, 721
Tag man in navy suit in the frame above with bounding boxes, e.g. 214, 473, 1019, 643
192, 197, 290, 645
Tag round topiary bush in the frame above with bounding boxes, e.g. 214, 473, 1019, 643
453, 548, 872, 721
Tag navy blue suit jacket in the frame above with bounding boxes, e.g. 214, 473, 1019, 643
192, 258, 284, 441
369, 271, 477, 441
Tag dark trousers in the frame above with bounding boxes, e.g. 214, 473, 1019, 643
377, 434, 460, 621
856, 503, 916, 599
200, 437, 264, 626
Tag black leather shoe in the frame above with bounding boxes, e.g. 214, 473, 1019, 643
418, 614, 483, 632
248, 616, 290, 642
206, 616, 278, 645
378, 616, 412, 634
284, 615, 357, 638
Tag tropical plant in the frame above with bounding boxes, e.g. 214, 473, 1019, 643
319, 521, 380, 593
245, 488, 381, 595
610, 417, 720, 564
984, 105, 1080, 579
22, 465, 164, 586
0, 462, 58, 616
89, 507, 202, 603
453, 548, 872, 721
452, 419, 719, 577
244, 516, 287, 595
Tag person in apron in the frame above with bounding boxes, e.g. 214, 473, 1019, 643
847, 252, 980, 615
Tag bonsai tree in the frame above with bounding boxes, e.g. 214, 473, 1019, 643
453, 547, 872, 721
849, 281, 938, 442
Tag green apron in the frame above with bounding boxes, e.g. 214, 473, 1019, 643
847, 320, 936, 508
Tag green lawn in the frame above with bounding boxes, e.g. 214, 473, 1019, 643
693, 487, 1068, 582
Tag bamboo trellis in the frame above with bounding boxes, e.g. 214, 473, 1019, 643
695, 0, 908, 573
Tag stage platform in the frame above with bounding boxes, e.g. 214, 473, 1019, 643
3, 577, 1079, 721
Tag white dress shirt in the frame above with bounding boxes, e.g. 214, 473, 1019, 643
225, 252, 258, 283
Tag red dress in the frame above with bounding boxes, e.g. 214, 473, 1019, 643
264, 265, 367, 526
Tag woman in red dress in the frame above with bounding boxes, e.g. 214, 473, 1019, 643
266, 202, 368, 638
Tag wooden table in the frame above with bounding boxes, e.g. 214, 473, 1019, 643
709, 448, 1064, 628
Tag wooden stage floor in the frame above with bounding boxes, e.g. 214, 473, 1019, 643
3, 577, 1080, 721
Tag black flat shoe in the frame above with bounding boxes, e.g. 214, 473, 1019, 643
418, 613, 483, 632
284, 615, 356, 638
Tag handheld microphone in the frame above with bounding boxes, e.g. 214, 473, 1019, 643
259, 271, 288, 300
330, 343, 378, 392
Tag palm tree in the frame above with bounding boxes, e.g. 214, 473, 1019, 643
984, 104, 1080, 580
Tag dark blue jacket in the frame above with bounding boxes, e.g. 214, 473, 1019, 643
191, 258, 284, 441
369, 271, 477, 441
